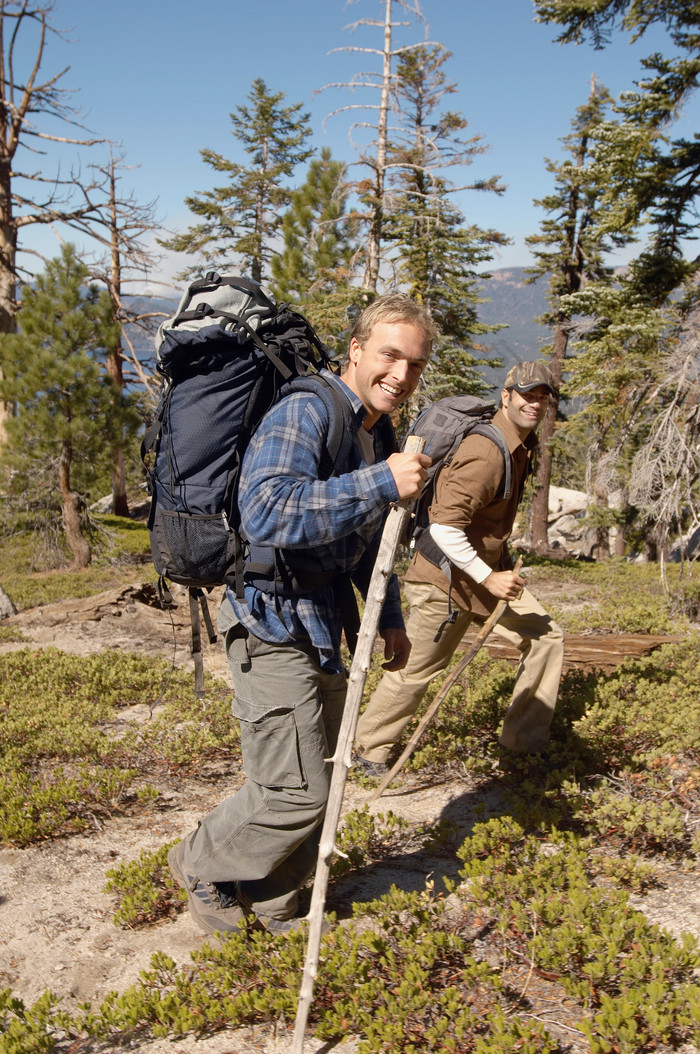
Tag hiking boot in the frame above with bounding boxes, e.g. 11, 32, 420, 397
252, 913, 332, 936
235, 887, 333, 938
352, 750, 390, 778
167, 832, 247, 934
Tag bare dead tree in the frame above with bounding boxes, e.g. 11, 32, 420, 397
83, 151, 165, 515
0, 0, 109, 437
629, 307, 700, 590
319, 0, 436, 292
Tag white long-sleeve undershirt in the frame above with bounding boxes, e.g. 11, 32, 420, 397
429, 523, 493, 584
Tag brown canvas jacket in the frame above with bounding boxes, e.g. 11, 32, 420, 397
405, 407, 536, 618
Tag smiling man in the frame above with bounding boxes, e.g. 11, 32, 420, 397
343, 313, 431, 426
168, 293, 434, 936
355, 360, 565, 775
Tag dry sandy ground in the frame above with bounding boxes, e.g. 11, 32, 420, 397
1, 580, 699, 1053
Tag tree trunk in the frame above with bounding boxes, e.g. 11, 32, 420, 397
106, 336, 129, 516
0, 153, 17, 444
58, 440, 91, 568
592, 487, 611, 562
362, 0, 391, 292
105, 162, 130, 517
529, 322, 568, 552
111, 446, 129, 517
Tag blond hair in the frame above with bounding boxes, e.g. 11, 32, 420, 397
350, 293, 437, 348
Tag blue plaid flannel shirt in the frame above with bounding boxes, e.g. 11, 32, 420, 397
227, 369, 404, 672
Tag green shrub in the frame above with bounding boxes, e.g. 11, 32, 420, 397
524, 557, 695, 634
0, 513, 154, 611
457, 818, 700, 1051
574, 636, 700, 763
105, 843, 186, 928
3, 559, 700, 1052
0, 648, 235, 845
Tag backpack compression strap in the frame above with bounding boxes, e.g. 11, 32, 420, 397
173, 302, 294, 380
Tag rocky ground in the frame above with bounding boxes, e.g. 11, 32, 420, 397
0, 578, 698, 1053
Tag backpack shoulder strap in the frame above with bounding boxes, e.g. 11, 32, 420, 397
243, 374, 355, 585
468, 421, 512, 501
284, 372, 357, 474
415, 420, 513, 571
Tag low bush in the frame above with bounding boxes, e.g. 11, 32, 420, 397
2, 557, 700, 1052
0, 648, 235, 845
0, 513, 154, 611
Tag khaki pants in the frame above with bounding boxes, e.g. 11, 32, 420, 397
355, 580, 564, 761
189, 596, 347, 922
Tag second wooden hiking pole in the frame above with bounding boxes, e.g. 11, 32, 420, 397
369, 556, 523, 803
290, 435, 425, 1054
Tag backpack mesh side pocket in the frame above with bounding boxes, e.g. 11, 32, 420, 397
150, 508, 240, 587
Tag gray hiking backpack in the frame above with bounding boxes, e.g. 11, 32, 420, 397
401, 395, 513, 639
401, 393, 512, 555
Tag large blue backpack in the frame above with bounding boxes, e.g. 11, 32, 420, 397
141, 273, 353, 692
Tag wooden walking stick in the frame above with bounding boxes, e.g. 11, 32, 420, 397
290, 436, 425, 1054
368, 556, 523, 803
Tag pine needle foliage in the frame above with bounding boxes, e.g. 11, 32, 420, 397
160, 78, 313, 283
0, 245, 139, 568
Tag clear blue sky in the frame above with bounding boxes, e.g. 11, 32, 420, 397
17, 0, 699, 290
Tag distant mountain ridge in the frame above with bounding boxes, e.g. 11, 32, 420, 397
476, 266, 552, 392
127, 268, 553, 393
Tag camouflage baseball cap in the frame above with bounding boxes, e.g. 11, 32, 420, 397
504, 361, 557, 396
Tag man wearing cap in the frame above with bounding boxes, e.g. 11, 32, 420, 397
355, 360, 564, 773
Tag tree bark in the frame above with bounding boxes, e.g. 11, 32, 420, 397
58, 440, 91, 568
0, 153, 17, 444
592, 489, 611, 561
106, 335, 129, 517
105, 159, 130, 517
529, 322, 567, 551
362, 0, 391, 292
111, 446, 129, 518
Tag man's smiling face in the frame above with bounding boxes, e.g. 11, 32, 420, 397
343, 321, 431, 428
502, 384, 550, 438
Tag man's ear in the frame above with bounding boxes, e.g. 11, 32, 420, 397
348, 336, 364, 366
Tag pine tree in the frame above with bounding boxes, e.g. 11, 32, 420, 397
534, 0, 700, 560
270, 148, 358, 354
534, 1, 700, 294
161, 79, 313, 283
0, 245, 137, 568
524, 79, 620, 552
383, 43, 507, 429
